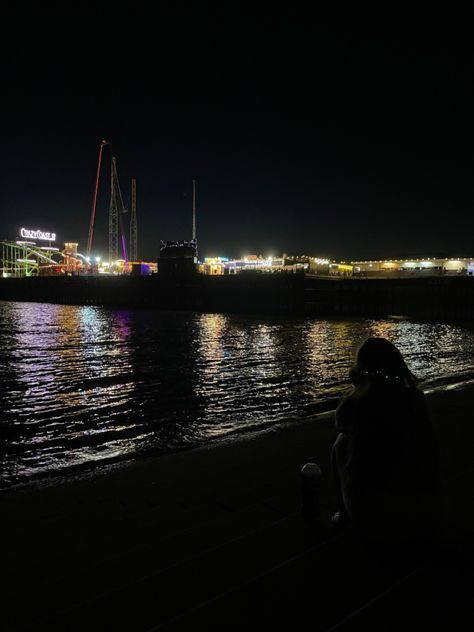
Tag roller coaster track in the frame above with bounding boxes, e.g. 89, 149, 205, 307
0, 241, 84, 277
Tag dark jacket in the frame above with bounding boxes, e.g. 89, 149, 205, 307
335, 381, 439, 498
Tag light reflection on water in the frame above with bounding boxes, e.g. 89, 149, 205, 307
1, 301, 474, 488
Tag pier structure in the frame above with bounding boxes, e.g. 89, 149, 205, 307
2, 269, 474, 321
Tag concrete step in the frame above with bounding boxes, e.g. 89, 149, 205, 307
153, 529, 422, 631
7, 513, 339, 631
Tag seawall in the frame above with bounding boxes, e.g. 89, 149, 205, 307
0, 273, 474, 319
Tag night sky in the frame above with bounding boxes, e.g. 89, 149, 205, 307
1, 5, 472, 262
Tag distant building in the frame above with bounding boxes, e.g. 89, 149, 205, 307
224, 255, 285, 274
284, 256, 333, 275
63, 243, 82, 275
199, 257, 229, 275
198, 255, 334, 275
328, 262, 353, 277
129, 261, 156, 275
158, 239, 197, 276
351, 257, 474, 277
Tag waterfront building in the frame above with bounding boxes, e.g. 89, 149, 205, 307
328, 262, 353, 276
199, 257, 229, 275
284, 256, 331, 275
198, 255, 474, 279
62, 243, 83, 274
224, 255, 285, 274
351, 257, 474, 277
158, 239, 198, 276
212, 255, 332, 275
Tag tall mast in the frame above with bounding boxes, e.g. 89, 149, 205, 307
130, 178, 138, 261
87, 139, 108, 257
192, 179, 196, 241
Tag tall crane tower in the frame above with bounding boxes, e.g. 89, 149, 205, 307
129, 178, 138, 261
108, 157, 128, 265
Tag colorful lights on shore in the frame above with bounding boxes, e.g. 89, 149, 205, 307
3, 225, 474, 279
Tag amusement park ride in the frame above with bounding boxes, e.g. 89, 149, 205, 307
87, 140, 137, 268
1, 141, 143, 278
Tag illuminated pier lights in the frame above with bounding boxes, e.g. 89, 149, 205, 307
198, 255, 334, 275
198, 255, 284, 275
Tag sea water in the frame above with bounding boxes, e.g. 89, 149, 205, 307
1, 300, 474, 488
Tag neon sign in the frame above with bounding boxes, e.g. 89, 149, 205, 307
20, 228, 56, 241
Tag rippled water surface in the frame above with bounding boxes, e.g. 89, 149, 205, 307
1, 301, 474, 487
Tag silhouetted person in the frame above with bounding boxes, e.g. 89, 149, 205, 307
331, 337, 442, 548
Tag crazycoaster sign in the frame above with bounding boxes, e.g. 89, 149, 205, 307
20, 228, 56, 241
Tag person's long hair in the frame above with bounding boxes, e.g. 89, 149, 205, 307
356, 337, 418, 389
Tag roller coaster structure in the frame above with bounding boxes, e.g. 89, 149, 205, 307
0, 241, 86, 277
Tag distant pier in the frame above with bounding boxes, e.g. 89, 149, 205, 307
0, 273, 474, 321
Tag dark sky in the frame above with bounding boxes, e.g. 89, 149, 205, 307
1, 4, 472, 261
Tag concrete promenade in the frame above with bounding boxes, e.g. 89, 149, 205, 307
1, 385, 473, 631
